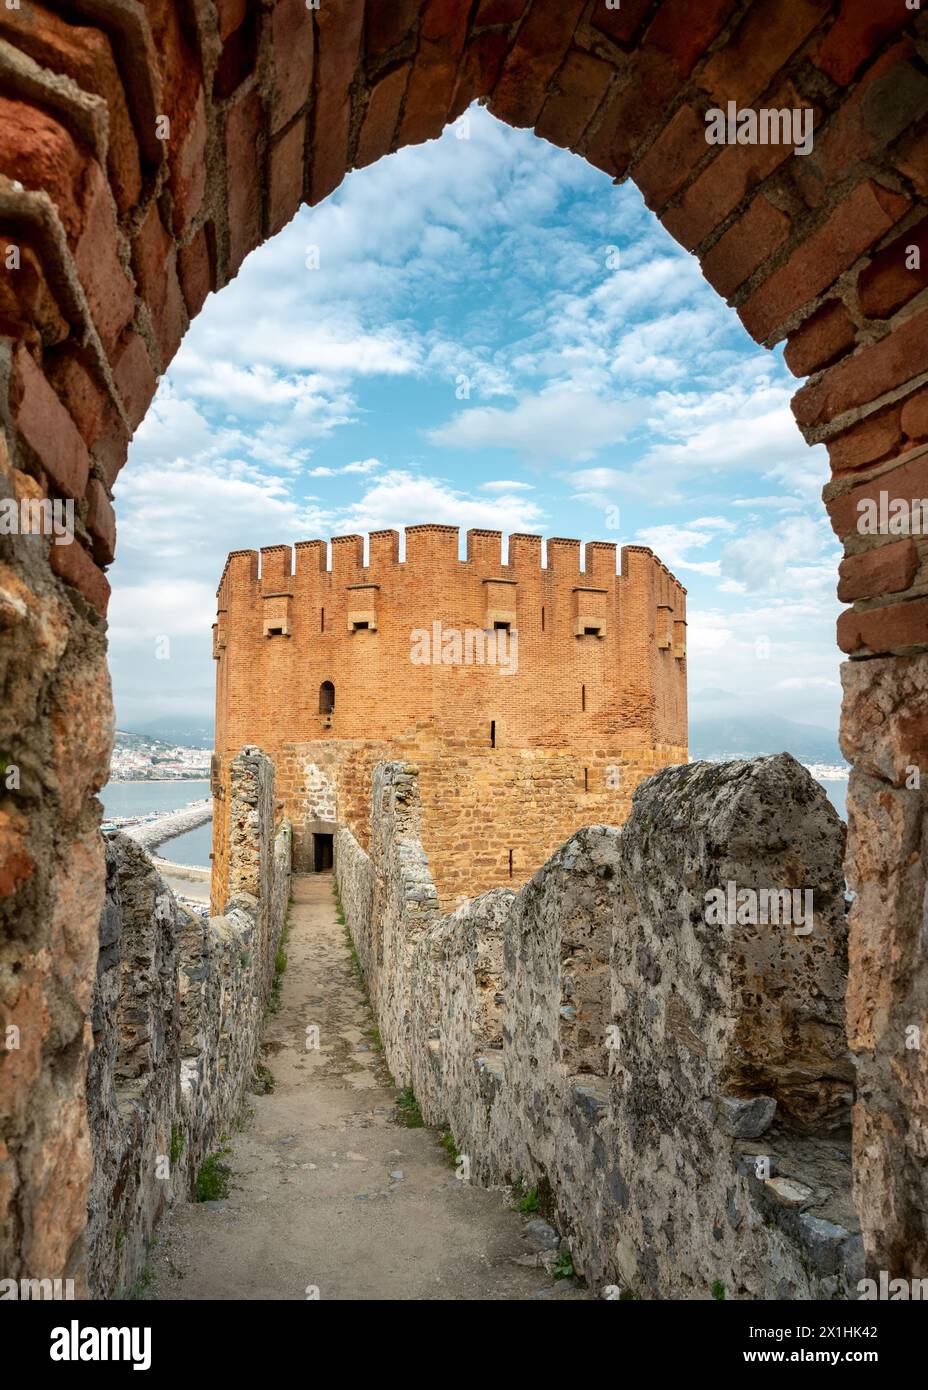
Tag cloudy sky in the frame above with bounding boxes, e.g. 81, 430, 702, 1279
109, 104, 842, 740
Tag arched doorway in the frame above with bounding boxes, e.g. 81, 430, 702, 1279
0, 0, 925, 1287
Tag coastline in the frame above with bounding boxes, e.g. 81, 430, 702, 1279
119, 798, 212, 853
107, 776, 210, 784
153, 856, 211, 909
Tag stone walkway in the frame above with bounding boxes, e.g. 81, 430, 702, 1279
149, 873, 586, 1301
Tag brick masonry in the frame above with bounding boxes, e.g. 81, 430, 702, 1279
210, 529, 687, 911
0, 0, 925, 1289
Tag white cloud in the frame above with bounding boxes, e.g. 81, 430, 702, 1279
687, 616, 733, 653
732, 495, 805, 510
108, 578, 217, 644
343, 458, 381, 474
719, 516, 838, 595
636, 522, 724, 575
774, 675, 842, 690
113, 459, 330, 590
337, 469, 546, 537
568, 467, 626, 491
310, 457, 381, 477
429, 390, 647, 463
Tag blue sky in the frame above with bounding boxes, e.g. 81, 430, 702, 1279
108, 104, 842, 739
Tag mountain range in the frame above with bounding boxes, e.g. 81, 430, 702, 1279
688, 713, 843, 765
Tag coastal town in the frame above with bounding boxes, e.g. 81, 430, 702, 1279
110, 730, 212, 781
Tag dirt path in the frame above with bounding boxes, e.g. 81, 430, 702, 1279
149, 873, 586, 1301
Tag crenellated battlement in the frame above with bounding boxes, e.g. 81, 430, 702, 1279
216, 526, 688, 599
214, 528, 688, 689
212, 525, 688, 903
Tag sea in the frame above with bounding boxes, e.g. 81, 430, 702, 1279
101, 771, 849, 873
818, 779, 847, 821
101, 780, 212, 868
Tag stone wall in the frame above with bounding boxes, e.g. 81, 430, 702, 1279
840, 656, 928, 1276
216, 728, 686, 913
337, 755, 863, 1299
85, 749, 290, 1299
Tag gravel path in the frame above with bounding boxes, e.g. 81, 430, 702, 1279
149, 873, 588, 1301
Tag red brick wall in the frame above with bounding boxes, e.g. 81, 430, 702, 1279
210, 530, 688, 908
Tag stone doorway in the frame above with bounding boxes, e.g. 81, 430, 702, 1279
313, 833, 334, 873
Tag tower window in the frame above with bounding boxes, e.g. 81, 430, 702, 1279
319, 681, 335, 715
493, 620, 510, 632
581, 684, 586, 711
490, 720, 496, 748
508, 849, 513, 878
541, 606, 545, 631
321, 607, 325, 633
584, 767, 589, 792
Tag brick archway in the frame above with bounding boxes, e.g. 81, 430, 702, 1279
1, 0, 925, 1290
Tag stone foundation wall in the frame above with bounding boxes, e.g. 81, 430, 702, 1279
840, 655, 928, 1275
215, 730, 686, 913
85, 749, 290, 1298
337, 755, 863, 1299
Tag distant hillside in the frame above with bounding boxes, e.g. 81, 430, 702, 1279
688, 714, 844, 766
121, 721, 214, 749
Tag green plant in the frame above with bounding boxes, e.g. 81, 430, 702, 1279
552, 1251, 575, 1280
114, 1229, 126, 1253
234, 1097, 255, 1131
711, 1279, 726, 1301
619, 1287, 640, 1301
395, 1087, 424, 1128
169, 1124, 184, 1166
267, 941, 288, 1015
518, 1185, 539, 1213
365, 1025, 383, 1052
439, 1129, 460, 1165
251, 1061, 275, 1094
343, 926, 364, 984
128, 1266, 154, 1300
195, 1148, 232, 1202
